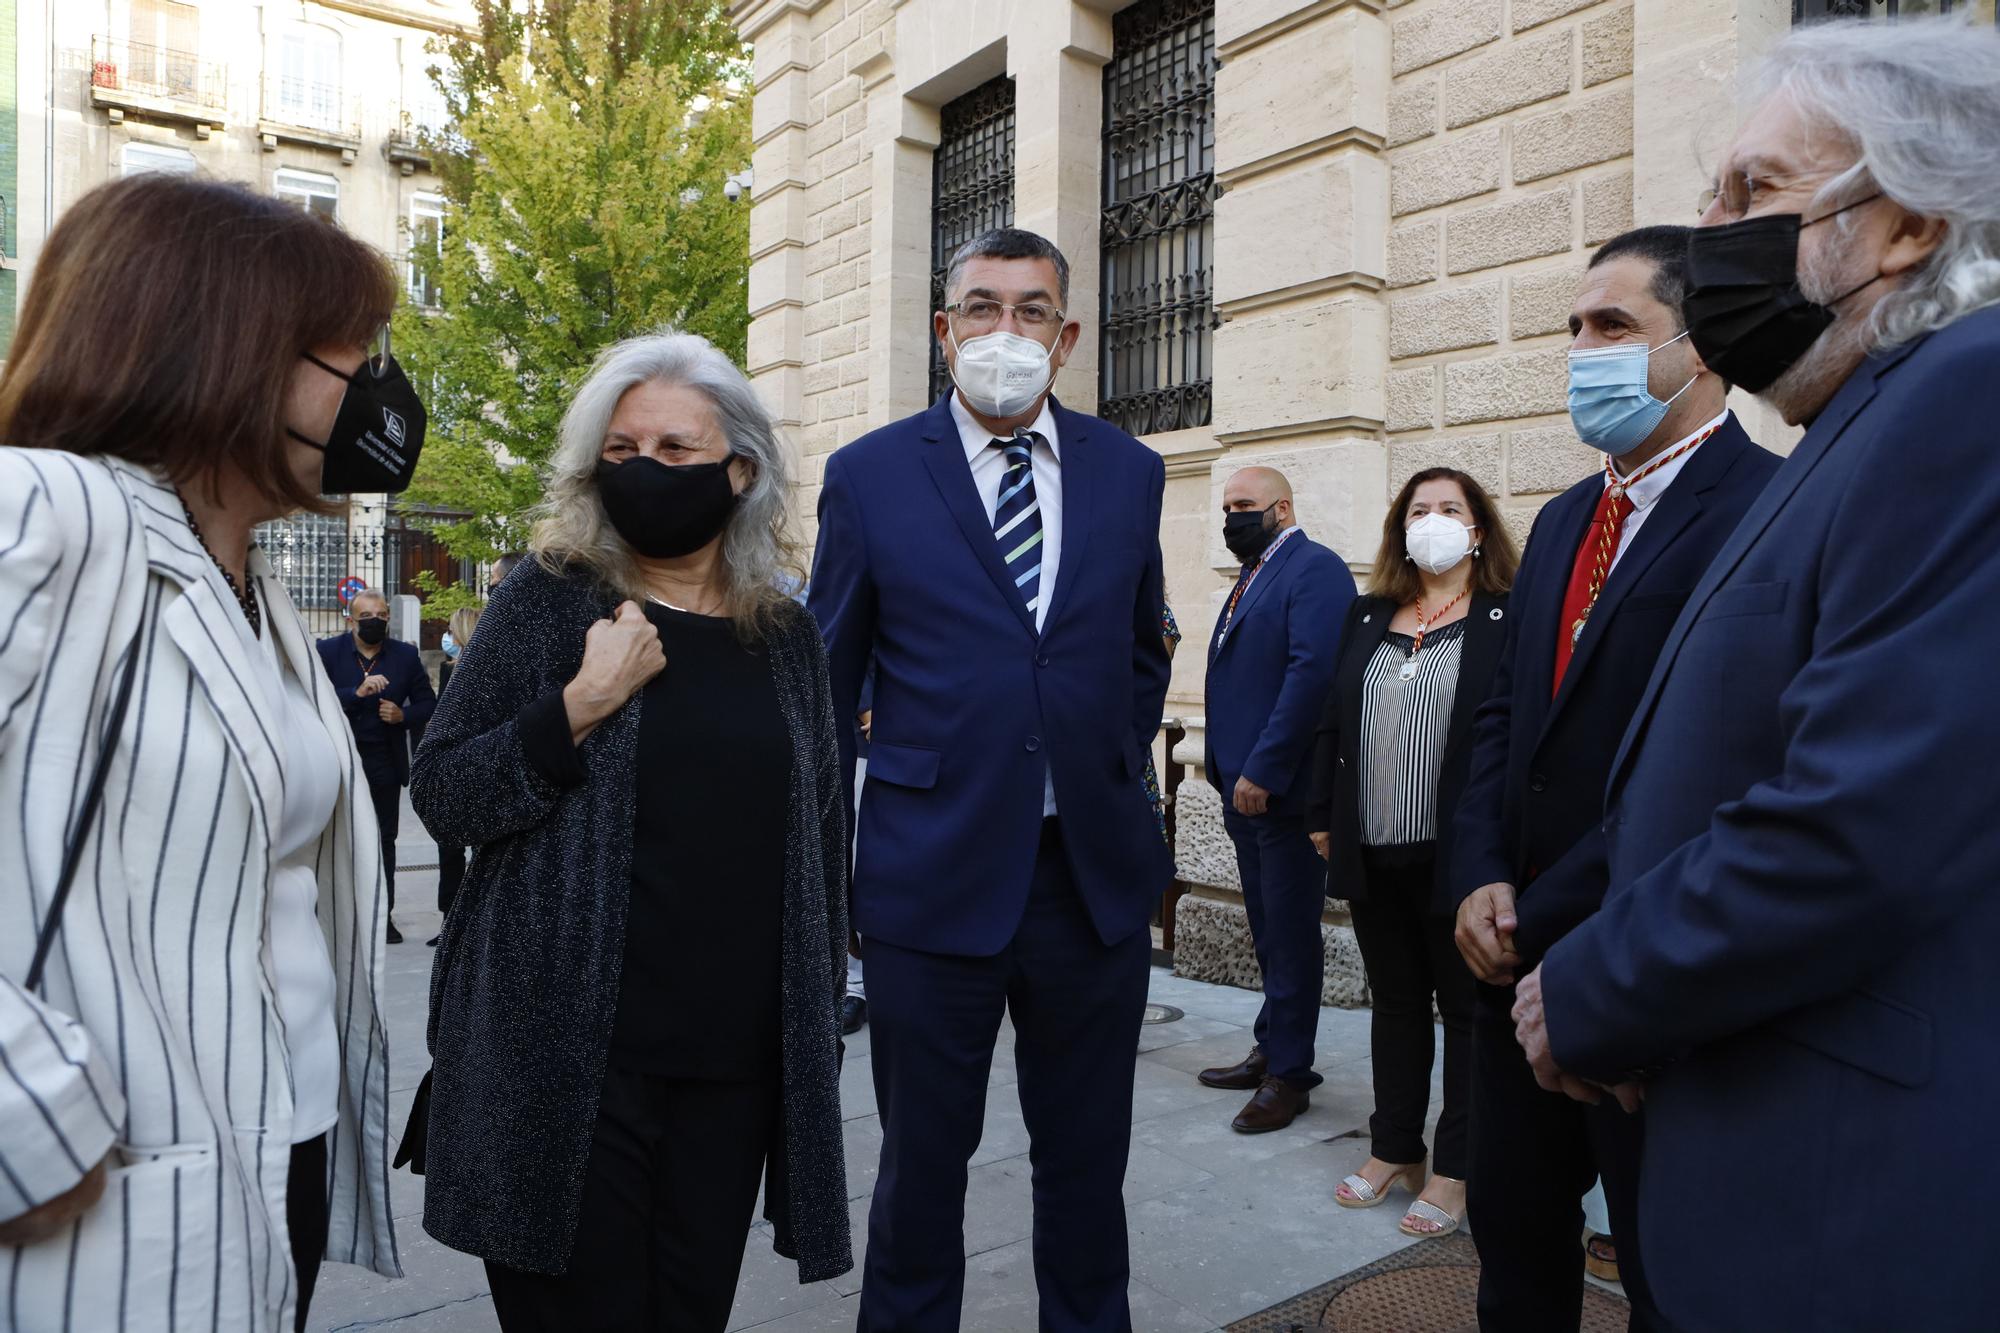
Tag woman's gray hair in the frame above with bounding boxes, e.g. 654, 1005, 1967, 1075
1761, 16, 2000, 347
530, 331, 806, 636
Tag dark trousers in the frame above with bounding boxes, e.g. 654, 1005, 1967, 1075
437, 845, 467, 918
859, 819, 1151, 1333
1219, 805, 1326, 1088
287, 1134, 327, 1333
483, 1066, 777, 1332
1470, 982, 1661, 1332
360, 756, 400, 917
1345, 848, 1475, 1177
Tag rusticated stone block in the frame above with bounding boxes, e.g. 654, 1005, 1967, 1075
1390, 79, 1439, 148
1172, 779, 1238, 893
1391, 127, 1502, 217
1584, 4, 1635, 87
1389, 282, 1502, 359
1510, 265, 1585, 338
1387, 366, 1438, 433
1514, 0, 1602, 32
1392, 0, 1502, 76
1513, 89, 1634, 184
1170, 895, 1373, 1009
1508, 423, 1601, 493
1584, 170, 1636, 244
1388, 431, 1505, 496
1445, 187, 1573, 275
1444, 29, 1571, 130
1443, 348, 1569, 424
1390, 221, 1440, 289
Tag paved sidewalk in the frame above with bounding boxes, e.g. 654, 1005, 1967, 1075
313, 811, 1446, 1331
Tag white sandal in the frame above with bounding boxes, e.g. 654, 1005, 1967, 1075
1399, 1186, 1465, 1238
1335, 1159, 1425, 1210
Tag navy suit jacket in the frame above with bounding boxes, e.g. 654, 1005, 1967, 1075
809, 395, 1173, 957
1541, 308, 2000, 1329
1451, 414, 1780, 961
315, 633, 437, 786
1203, 532, 1356, 818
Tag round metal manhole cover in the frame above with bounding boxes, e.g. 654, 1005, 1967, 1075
1141, 1003, 1184, 1025
1315, 1265, 1630, 1332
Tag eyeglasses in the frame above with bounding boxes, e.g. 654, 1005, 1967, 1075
1696, 168, 1837, 222
945, 299, 1065, 332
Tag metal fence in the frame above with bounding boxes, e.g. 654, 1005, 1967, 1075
1795, 0, 1997, 19
929, 75, 1018, 405
256, 505, 476, 646
90, 35, 229, 115
1099, 0, 1219, 438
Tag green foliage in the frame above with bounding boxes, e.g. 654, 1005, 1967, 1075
394, 0, 751, 561
411, 568, 487, 623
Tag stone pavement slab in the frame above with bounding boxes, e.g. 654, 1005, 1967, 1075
312, 800, 1448, 1331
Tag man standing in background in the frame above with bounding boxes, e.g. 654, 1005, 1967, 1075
319, 587, 435, 944
1196, 466, 1354, 1133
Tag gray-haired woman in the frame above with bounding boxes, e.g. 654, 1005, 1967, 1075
409, 331, 852, 1329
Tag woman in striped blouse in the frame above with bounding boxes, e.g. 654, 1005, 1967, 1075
1305, 468, 1518, 1241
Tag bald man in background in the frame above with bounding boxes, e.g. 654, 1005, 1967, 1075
1197, 467, 1356, 1131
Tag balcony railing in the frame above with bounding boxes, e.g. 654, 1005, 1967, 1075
90, 35, 229, 125
260, 74, 363, 150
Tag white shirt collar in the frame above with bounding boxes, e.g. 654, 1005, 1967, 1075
951, 392, 1061, 464
1607, 408, 1729, 510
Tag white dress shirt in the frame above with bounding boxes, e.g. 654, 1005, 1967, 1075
1607, 409, 1729, 571
950, 391, 1063, 813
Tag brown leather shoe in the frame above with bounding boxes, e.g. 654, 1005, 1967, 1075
1197, 1046, 1267, 1090
1230, 1076, 1309, 1134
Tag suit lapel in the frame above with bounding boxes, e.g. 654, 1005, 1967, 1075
1040, 402, 1094, 638
1547, 422, 1744, 727
1607, 367, 1895, 799
919, 397, 1039, 639
1520, 484, 1596, 705
1214, 529, 1305, 659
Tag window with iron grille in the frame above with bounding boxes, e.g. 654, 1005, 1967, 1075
929, 76, 1016, 404
1795, 0, 1996, 20
1099, 0, 1218, 437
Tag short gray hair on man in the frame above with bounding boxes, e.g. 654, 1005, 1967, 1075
349, 586, 388, 615
529, 330, 807, 637
943, 228, 1072, 310
1760, 16, 2000, 347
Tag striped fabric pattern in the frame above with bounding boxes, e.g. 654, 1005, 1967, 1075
991, 433, 1045, 614
1357, 620, 1467, 848
0, 449, 399, 1332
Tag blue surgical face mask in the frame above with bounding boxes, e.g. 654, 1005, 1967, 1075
1566, 329, 1697, 457
441, 632, 460, 660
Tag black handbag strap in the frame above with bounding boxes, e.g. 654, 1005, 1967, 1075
26, 626, 145, 993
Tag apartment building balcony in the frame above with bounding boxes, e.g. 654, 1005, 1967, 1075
89, 35, 228, 136
259, 76, 364, 162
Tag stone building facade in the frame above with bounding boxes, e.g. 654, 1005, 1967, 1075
726, 0, 1937, 993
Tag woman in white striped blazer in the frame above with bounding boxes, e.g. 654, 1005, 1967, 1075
0, 176, 422, 1331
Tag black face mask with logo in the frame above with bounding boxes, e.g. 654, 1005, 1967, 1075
595, 456, 741, 559
288, 350, 428, 494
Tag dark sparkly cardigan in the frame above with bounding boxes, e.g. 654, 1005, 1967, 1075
409, 558, 853, 1281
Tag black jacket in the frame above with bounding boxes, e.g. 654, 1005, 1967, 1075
409, 558, 852, 1281
1450, 414, 1781, 962
1306, 589, 1510, 915
316, 631, 437, 785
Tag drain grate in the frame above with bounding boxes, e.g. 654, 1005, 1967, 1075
1141, 1003, 1184, 1026
1225, 1233, 1629, 1332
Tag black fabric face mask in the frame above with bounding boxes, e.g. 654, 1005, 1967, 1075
288, 350, 428, 494
1683, 201, 1879, 394
355, 617, 388, 646
594, 456, 741, 559
1223, 506, 1276, 564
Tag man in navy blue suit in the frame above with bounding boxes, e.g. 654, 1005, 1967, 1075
1195, 467, 1353, 1132
316, 588, 435, 943
1450, 225, 1779, 1330
1511, 21, 2000, 1329
808, 228, 1172, 1332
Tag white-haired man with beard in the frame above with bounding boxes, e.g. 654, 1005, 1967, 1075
1508, 17, 2000, 1329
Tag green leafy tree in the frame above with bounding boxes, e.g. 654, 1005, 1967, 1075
393, 0, 750, 594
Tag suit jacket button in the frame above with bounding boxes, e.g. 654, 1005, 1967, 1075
1026, 735, 1042, 753
1529, 773, 1548, 793
1036, 654, 1049, 667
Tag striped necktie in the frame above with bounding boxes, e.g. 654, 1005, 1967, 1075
991, 433, 1044, 616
